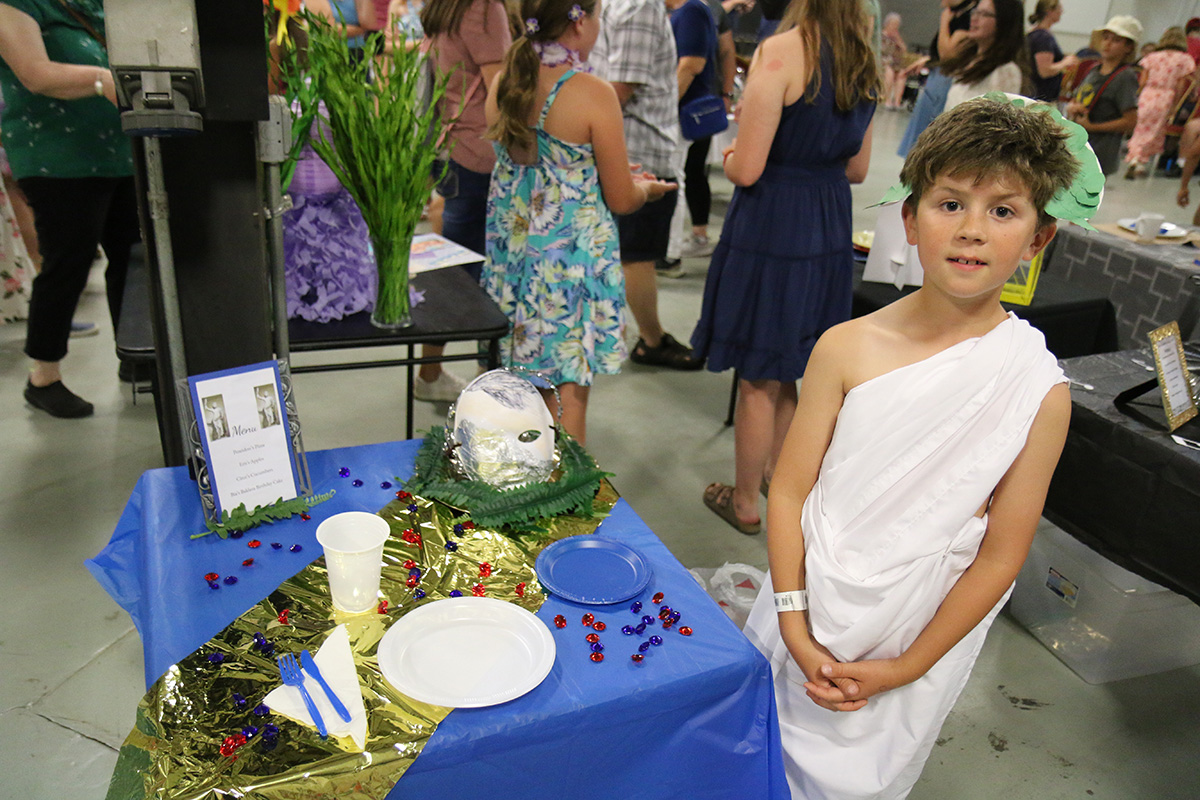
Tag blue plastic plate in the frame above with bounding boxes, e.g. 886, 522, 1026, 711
535, 536, 652, 605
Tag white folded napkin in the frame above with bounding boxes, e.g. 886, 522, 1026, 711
264, 624, 368, 750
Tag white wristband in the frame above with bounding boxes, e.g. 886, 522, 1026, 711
94, 72, 105, 97
774, 590, 808, 613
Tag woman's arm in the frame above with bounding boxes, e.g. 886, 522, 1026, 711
722, 34, 792, 186
307, 0, 371, 38
0, 5, 116, 102
814, 383, 1072, 704
845, 117, 873, 184
937, 5, 971, 62
1033, 49, 1079, 79
677, 55, 705, 99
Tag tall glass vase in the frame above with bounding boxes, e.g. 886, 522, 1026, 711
369, 231, 413, 329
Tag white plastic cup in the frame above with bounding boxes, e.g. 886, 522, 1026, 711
1135, 213, 1165, 243
315, 512, 392, 613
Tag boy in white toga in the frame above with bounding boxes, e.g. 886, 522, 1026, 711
743, 96, 1094, 799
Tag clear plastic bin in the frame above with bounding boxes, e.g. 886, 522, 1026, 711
1009, 523, 1200, 684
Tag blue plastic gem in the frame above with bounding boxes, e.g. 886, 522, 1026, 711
289, 544, 303, 553
631, 601, 642, 613
621, 625, 635, 635
260, 737, 278, 752
650, 635, 663, 646
638, 641, 651, 652
223, 575, 237, 585
242, 726, 259, 738
669, 611, 681, 623
445, 541, 458, 551
208, 581, 220, 590
271, 542, 283, 550
453, 523, 464, 535
228, 530, 243, 539
641, 615, 654, 626
253, 704, 270, 716
260, 643, 275, 656
262, 723, 280, 738
207, 653, 225, 663
232, 692, 247, 708
409, 567, 421, 578
407, 503, 418, 512
380, 481, 392, 489
338, 467, 350, 477
591, 642, 604, 653
351, 479, 364, 487
449, 590, 463, 597
635, 623, 646, 635
414, 589, 426, 599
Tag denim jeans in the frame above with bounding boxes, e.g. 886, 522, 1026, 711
437, 158, 490, 281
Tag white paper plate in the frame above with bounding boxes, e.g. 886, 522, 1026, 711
1117, 218, 1188, 239
377, 597, 555, 708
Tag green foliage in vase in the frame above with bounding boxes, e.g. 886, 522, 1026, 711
277, 12, 457, 324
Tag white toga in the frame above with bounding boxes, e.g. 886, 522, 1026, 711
744, 313, 1065, 799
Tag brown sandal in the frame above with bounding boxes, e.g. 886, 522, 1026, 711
703, 482, 761, 535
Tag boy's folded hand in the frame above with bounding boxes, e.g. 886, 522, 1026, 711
815, 658, 909, 706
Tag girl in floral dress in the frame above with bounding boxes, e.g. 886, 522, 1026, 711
1124, 27, 1196, 179
483, 0, 674, 444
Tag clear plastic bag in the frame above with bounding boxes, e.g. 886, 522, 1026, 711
688, 563, 765, 629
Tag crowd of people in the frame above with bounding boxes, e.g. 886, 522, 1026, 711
0, 1, 1186, 796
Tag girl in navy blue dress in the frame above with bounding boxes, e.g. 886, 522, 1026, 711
692, 0, 877, 533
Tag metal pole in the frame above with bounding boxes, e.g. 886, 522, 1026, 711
259, 95, 292, 362
143, 137, 192, 452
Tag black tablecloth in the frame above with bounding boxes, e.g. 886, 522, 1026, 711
853, 267, 1118, 358
1047, 350, 1200, 604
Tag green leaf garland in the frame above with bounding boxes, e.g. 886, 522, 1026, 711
403, 427, 613, 531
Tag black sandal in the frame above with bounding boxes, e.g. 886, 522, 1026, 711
630, 333, 704, 371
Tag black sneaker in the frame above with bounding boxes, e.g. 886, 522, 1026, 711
629, 333, 704, 370
655, 257, 685, 279
24, 380, 94, 418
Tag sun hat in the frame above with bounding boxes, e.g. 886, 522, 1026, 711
1096, 15, 1143, 47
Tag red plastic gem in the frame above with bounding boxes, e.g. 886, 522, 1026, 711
586, 632, 600, 644
592, 621, 607, 631
472, 583, 486, 597
554, 615, 567, 628
300, 512, 311, 521
581, 613, 595, 626
219, 733, 248, 758
243, 558, 255, 567
462, 521, 475, 530
248, 540, 261, 549
277, 609, 290, 625
396, 490, 412, 500
515, 582, 526, 597
377, 600, 389, 614
403, 559, 416, 569
631, 653, 645, 663
479, 562, 492, 578
661, 620, 674, 630
679, 626, 693, 636
590, 652, 605, 662
406, 575, 418, 588
204, 572, 219, 582
652, 592, 664, 604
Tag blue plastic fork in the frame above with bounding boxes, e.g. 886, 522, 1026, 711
278, 653, 327, 737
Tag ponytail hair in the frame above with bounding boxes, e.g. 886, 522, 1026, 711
487, 0, 597, 152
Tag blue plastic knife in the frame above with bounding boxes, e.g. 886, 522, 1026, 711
300, 649, 353, 722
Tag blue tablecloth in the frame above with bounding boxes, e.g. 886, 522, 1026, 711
87, 440, 788, 799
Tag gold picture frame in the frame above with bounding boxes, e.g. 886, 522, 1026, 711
1148, 322, 1198, 431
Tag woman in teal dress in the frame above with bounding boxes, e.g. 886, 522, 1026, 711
483, 0, 675, 444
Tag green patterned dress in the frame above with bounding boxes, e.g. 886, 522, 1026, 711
483, 70, 627, 387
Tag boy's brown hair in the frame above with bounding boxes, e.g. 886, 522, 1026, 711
901, 97, 1079, 228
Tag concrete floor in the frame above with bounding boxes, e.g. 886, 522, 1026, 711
2, 108, 1199, 799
